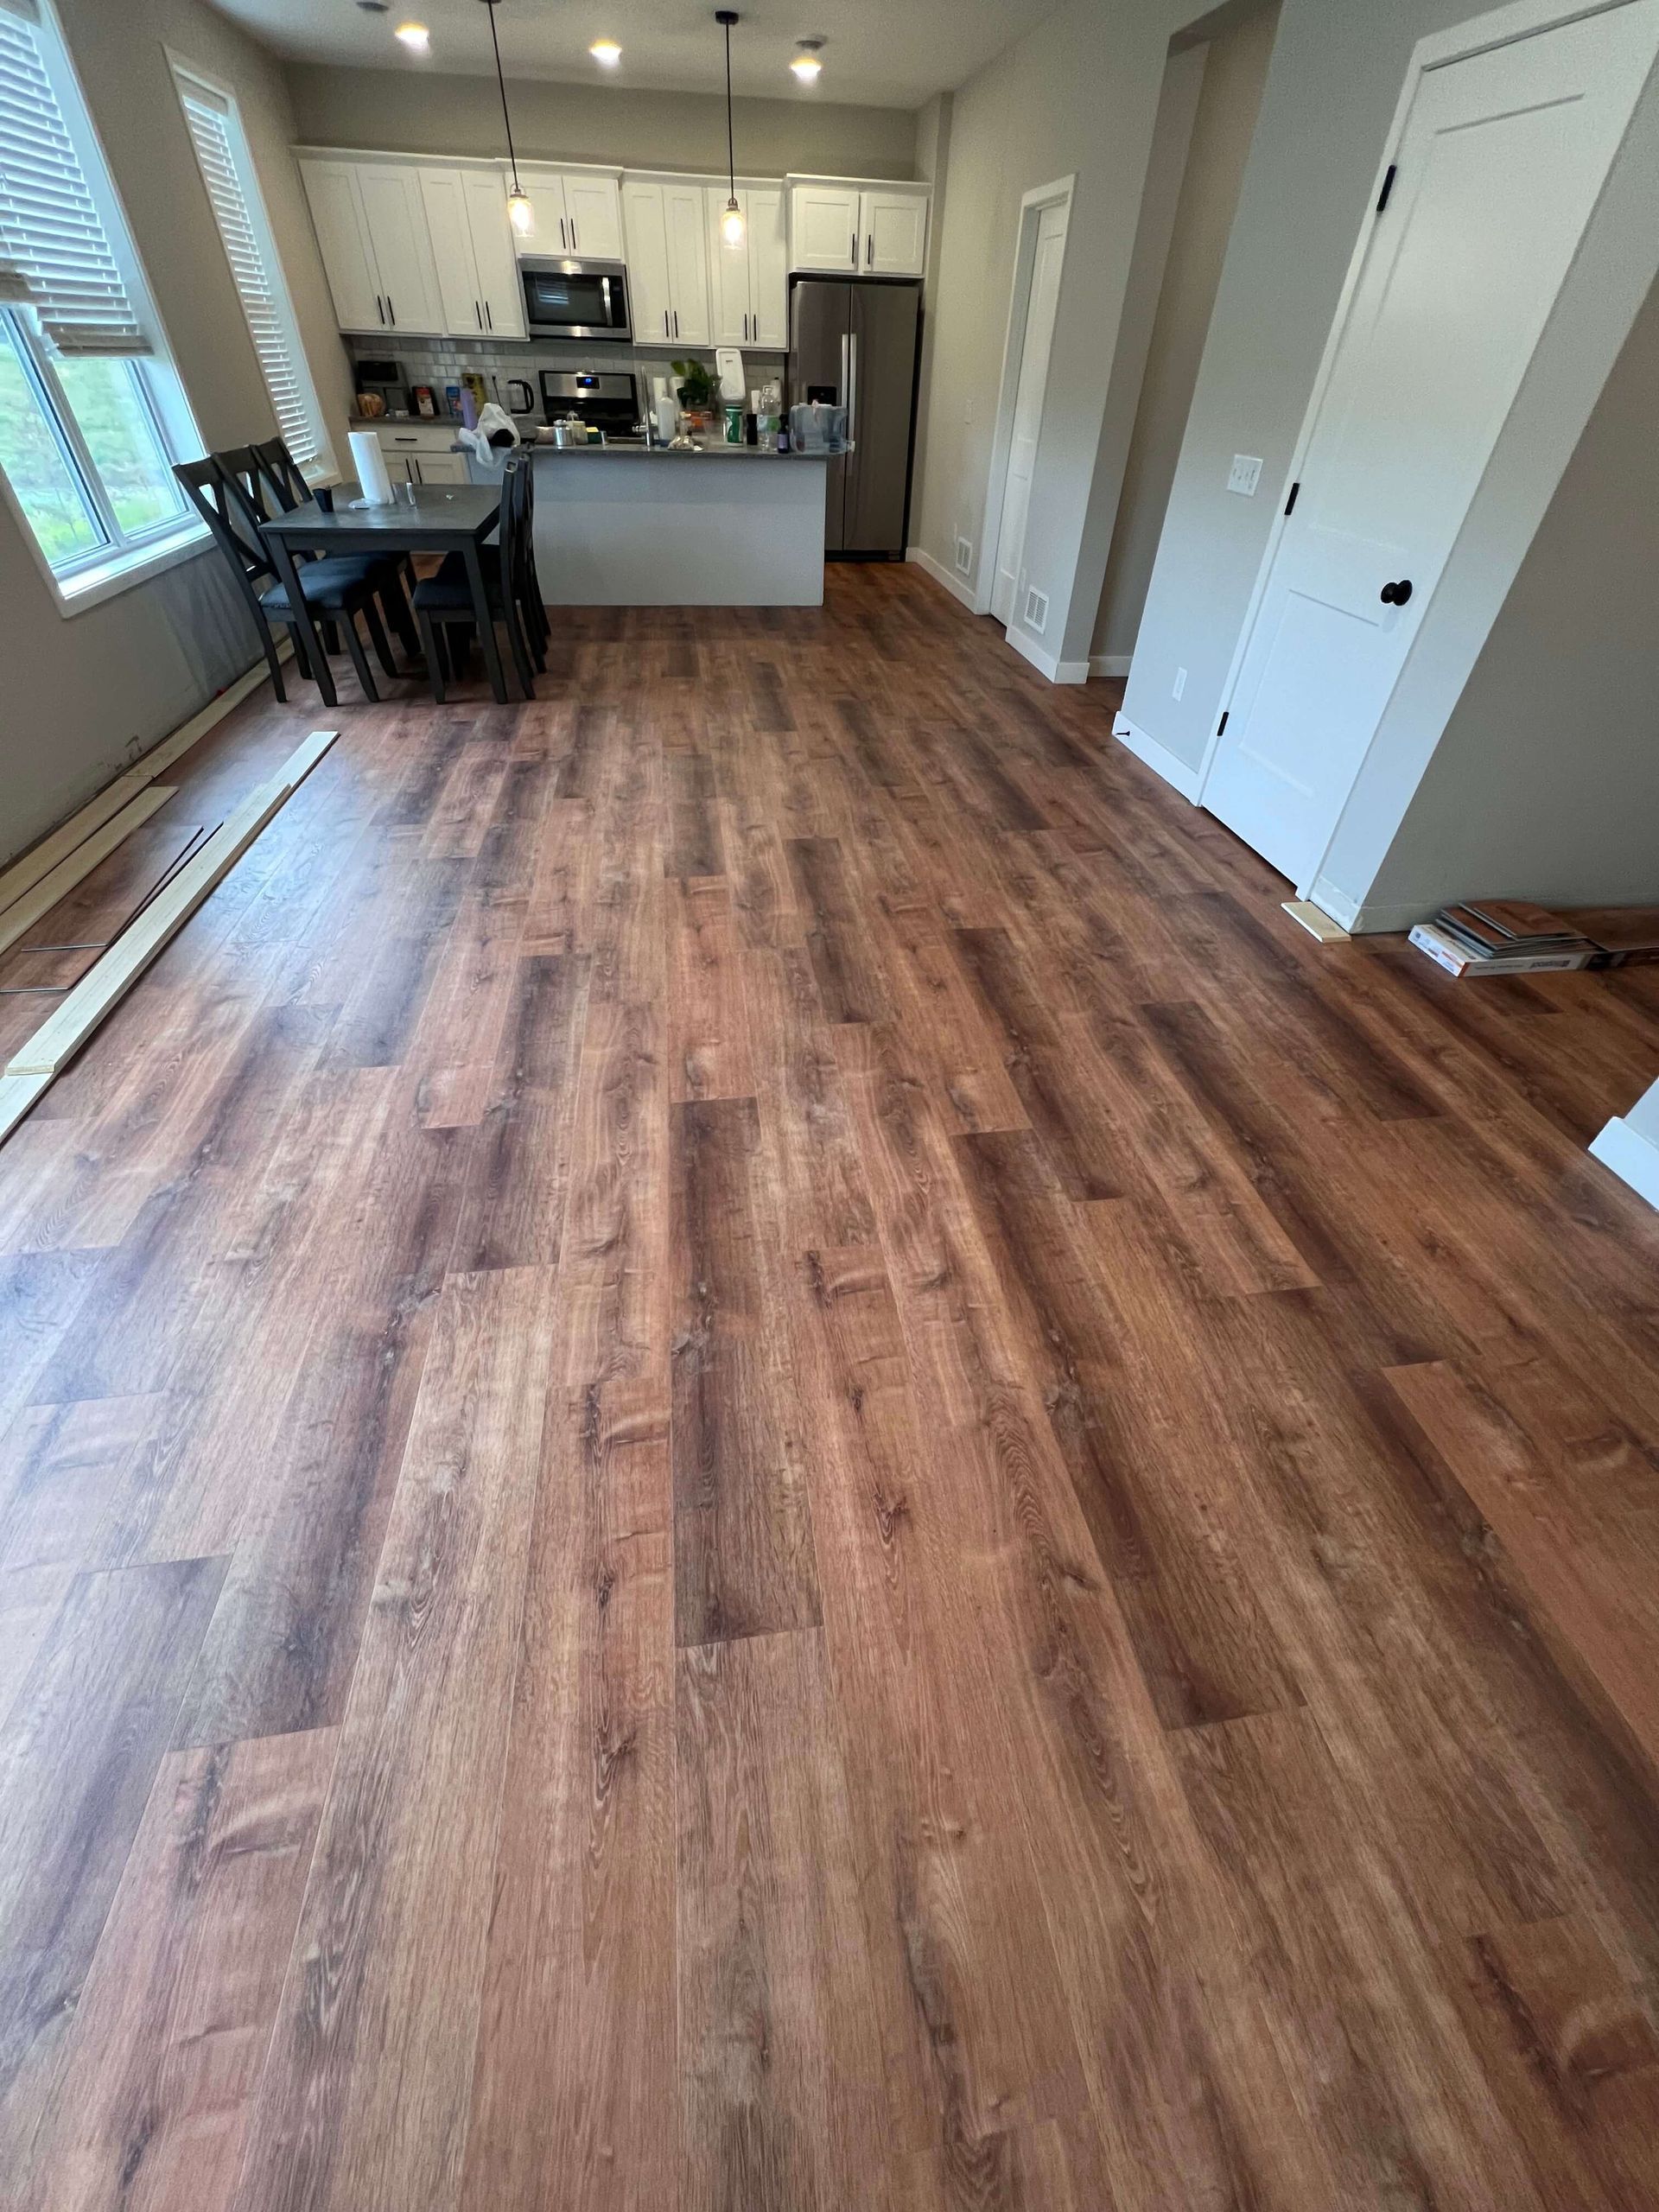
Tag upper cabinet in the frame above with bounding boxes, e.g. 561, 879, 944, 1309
623, 178, 713, 348
787, 179, 929, 276
300, 157, 444, 335
418, 167, 526, 339
511, 166, 625, 260
706, 184, 787, 349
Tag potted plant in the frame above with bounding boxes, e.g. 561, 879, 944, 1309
672, 358, 717, 431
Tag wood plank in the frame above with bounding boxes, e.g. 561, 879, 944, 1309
226, 1266, 556, 2212
786, 836, 890, 1025
15, 1728, 336, 2212
667, 875, 754, 1103
0, 789, 177, 961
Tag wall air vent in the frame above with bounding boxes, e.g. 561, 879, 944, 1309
1023, 585, 1050, 634
954, 535, 973, 575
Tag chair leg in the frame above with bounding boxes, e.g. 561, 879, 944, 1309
256, 611, 286, 702
379, 573, 419, 659
341, 609, 379, 702
416, 604, 446, 703
503, 607, 537, 702
363, 595, 397, 679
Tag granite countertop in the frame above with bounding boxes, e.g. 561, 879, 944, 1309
529, 440, 833, 460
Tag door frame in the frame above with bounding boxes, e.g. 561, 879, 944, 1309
976, 173, 1075, 619
1192, 0, 1651, 883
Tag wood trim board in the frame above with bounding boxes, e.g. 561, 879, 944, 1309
1, 731, 338, 1112
0, 788, 178, 960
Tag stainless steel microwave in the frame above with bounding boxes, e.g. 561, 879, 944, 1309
519, 256, 632, 342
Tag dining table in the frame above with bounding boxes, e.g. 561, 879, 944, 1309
259, 481, 508, 708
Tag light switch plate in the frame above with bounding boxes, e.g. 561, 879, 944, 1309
1173, 665, 1187, 702
1228, 454, 1263, 497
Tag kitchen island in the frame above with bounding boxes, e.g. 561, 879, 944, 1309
515, 443, 829, 608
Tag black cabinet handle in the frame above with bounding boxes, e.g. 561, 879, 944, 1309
1380, 578, 1414, 606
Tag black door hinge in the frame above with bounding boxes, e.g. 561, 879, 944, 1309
1217, 710, 1230, 737
1376, 163, 1397, 214
1284, 480, 1300, 517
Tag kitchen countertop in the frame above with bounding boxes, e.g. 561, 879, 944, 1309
528, 440, 831, 460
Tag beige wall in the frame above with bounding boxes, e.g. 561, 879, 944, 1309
285, 63, 918, 181
909, 0, 1201, 673
1091, 4, 1278, 666
1, 0, 353, 868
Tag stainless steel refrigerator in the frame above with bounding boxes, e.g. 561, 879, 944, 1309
788, 276, 922, 556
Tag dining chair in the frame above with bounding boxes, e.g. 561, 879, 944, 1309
174, 455, 395, 704
410, 454, 538, 702
251, 436, 420, 624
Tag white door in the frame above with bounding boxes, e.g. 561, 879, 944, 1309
623, 181, 674, 345
664, 182, 713, 346
747, 186, 789, 346
708, 186, 753, 346
790, 182, 860, 271
563, 171, 624, 259
300, 160, 381, 332
860, 188, 928, 276
1204, 0, 1659, 883
357, 166, 443, 335
991, 200, 1068, 627
462, 169, 526, 337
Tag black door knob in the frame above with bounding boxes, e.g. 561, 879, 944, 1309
1380, 578, 1414, 606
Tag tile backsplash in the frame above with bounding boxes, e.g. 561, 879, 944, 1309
346, 334, 785, 419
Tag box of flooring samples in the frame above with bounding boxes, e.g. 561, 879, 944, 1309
1409, 901, 1596, 976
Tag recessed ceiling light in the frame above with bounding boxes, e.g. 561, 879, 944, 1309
394, 21, 431, 52
791, 38, 824, 83
589, 38, 623, 67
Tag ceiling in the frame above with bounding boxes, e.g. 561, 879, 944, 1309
207, 0, 1061, 111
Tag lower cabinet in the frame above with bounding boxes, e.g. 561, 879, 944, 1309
376, 428, 469, 485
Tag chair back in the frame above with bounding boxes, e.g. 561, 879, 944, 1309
498, 452, 532, 613
252, 436, 308, 514
173, 457, 270, 601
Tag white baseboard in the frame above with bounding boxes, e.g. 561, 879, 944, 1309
1090, 653, 1133, 679
1590, 1116, 1659, 1211
1109, 714, 1203, 803
1004, 623, 1088, 685
906, 544, 981, 613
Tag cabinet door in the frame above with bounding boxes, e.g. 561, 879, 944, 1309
747, 186, 789, 347
790, 182, 860, 272
512, 175, 569, 256
416, 452, 469, 485
463, 170, 526, 337
563, 172, 624, 259
860, 189, 928, 276
358, 166, 444, 334
623, 182, 673, 345
418, 169, 484, 335
664, 183, 712, 346
706, 187, 752, 346
300, 160, 382, 332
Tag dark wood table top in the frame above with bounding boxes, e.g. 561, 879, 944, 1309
262, 484, 501, 548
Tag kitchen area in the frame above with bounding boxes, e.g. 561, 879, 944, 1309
300, 143, 931, 607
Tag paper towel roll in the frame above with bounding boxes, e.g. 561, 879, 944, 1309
348, 428, 396, 506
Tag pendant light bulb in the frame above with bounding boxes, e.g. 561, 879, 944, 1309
507, 188, 534, 235
721, 198, 747, 247
715, 12, 743, 251
791, 39, 824, 82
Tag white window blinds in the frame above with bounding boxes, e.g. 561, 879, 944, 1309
176, 73, 322, 467
0, 0, 150, 354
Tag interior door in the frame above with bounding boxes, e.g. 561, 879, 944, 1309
1204, 0, 1659, 884
664, 183, 713, 346
462, 169, 526, 337
845, 282, 920, 554
300, 160, 381, 332
991, 200, 1068, 626
747, 187, 789, 346
357, 166, 442, 335
860, 190, 928, 276
708, 187, 752, 346
791, 183, 860, 271
623, 181, 674, 345
563, 172, 624, 259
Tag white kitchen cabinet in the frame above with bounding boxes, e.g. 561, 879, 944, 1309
511, 167, 625, 259
789, 181, 862, 272
707, 185, 788, 348
419, 168, 525, 339
301, 157, 445, 335
787, 179, 929, 277
624, 178, 712, 347
375, 423, 468, 486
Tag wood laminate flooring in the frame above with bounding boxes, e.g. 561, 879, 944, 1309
3, 564, 1659, 2210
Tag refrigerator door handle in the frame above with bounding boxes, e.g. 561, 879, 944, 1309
846, 331, 859, 447
840, 330, 849, 410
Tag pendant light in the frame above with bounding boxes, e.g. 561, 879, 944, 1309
480, 0, 533, 236
716, 10, 746, 248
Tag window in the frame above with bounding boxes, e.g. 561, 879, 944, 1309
173, 60, 334, 479
0, 0, 201, 600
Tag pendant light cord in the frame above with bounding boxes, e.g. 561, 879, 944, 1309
724, 17, 736, 200
485, 1, 523, 194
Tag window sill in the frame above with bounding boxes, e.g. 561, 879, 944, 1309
53, 521, 213, 615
